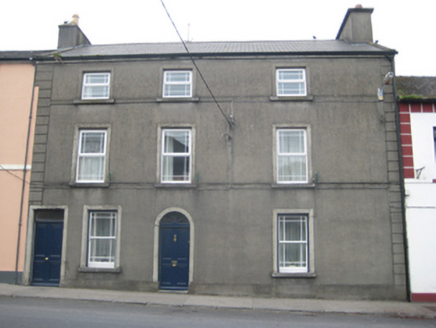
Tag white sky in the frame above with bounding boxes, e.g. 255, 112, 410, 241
1, 0, 434, 76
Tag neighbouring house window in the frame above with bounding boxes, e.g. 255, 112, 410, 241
76, 130, 107, 183
82, 72, 110, 99
88, 211, 117, 268
278, 214, 308, 273
434, 127, 436, 161
277, 129, 308, 183
276, 68, 307, 97
161, 129, 191, 183
163, 71, 192, 98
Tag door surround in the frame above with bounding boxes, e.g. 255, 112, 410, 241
23, 206, 68, 286
153, 208, 194, 285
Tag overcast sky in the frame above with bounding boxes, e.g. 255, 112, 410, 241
1, 0, 434, 76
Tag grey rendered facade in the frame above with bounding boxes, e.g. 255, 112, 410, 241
24, 8, 407, 300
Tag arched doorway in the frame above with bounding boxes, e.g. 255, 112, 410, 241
159, 211, 190, 290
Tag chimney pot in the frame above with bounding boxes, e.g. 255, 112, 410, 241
355, 4, 363, 8
72, 14, 79, 26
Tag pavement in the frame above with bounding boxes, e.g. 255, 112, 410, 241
1, 283, 436, 319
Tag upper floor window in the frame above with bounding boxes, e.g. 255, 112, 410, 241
163, 71, 192, 98
276, 69, 306, 97
76, 129, 107, 183
276, 129, 308, 184
161, 129, 192, 183
82, 73, 110, 100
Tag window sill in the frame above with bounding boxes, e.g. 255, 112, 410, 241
70, 182, 110, 188
271, 183, 316, 189
79, 267, 122, 274
156, 97, 200, 103
269, 95, 314, 102
272, 272, 316, 278
154, 183, 197, 189
73, 99, 115, 105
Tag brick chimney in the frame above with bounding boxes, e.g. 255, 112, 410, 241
57, 14, 91, 49
336, 5, 374, 43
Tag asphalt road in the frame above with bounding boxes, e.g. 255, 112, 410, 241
0, 296, 435, 327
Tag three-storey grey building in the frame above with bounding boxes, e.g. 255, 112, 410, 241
23, 7, 407, 300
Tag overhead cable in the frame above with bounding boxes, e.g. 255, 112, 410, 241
159, 0, 234, 128
0, 164, 30, 185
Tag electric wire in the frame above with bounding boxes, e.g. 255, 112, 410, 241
0, 164, 30, 185
159, 0, 234, 128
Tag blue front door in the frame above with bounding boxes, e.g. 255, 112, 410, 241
159, 212, 190, 290
32, 219, 63, 286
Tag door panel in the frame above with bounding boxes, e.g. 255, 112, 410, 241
160, 227, 190, 289
159, 212, 190, 290
32, 221, 63, 286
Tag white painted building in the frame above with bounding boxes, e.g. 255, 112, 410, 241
398, 76, 436, 302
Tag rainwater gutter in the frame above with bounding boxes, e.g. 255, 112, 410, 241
389, 56, 411, 302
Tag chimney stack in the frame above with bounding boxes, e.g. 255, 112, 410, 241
336, 5, 374, 43
57, 14, 91, 49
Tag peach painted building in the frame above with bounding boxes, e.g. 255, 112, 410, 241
0, 53, 39, 283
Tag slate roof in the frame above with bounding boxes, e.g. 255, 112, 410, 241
54, 39, 394, 58
397, 76, 436, 100
0, 40, 395, 61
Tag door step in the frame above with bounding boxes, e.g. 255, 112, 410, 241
158, 289, 188, 294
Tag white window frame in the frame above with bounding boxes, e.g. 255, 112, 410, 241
272, 209, 315, 276
160, 129, 192, 183
80, 206, 122, 271
76, 129, 108, 183
163, 70, 192, 98
410, 114, 436, 181
87, 211, 118, 269
82, 72, 110, 100
276, 128, 309, 184
276, 68, 307, 97
277, 214, 308, 273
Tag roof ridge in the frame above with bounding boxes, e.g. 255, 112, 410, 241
75, 39, 355, 48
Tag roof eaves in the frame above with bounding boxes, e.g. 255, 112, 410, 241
370, 42, 398, 55
50, 49, 397, 61
398, 96, 436, 103
0, 50, 53, 61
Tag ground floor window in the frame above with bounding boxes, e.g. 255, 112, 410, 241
88, 211, 117, 268
273, 210, 315, 276
278, 214, 308, 273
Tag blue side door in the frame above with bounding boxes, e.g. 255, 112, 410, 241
32, 220, 63, 286
159, 213, 190, 290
